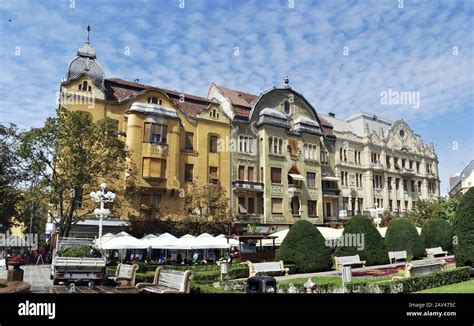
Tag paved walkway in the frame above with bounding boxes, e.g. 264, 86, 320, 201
0, 264, 138, 293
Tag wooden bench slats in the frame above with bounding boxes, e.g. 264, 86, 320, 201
136, 267, 193, 294
334, 255, 366, 270
248, 261, 289, 277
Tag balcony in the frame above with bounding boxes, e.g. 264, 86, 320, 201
288, 183, 303, 193
426, 172, 437, 179
235, 214, 264, 224
322, 187, 340, 196
142, 142, 168, 159
232, 180, 264, 192
401, 168, 415, 176
370, 163, 384, 170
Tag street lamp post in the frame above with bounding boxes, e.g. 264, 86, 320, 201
90, 183, 116, 249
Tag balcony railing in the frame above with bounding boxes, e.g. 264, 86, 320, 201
142, 142, 168, 158
401, 168, 415, 176
426, 172, 437, 179
288, 184, 303, 192
370, 163, 384, 170
322, 188, 341, 196
236, 214, 264, 224
232, 180, 264, 191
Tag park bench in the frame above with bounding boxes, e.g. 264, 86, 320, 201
247, 261, 289, 277
388, 250, 407, 264
136, 267, 193, 293
109, 263, 139, 289
334, 255, 366, 270
425, 247, 448, 259
393, 259, 446, 279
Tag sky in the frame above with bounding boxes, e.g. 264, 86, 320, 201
0, 0, 473, 195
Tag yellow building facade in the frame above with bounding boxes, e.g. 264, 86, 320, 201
60, 36, 231, 219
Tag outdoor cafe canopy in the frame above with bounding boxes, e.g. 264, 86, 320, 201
99, 231, 147, 250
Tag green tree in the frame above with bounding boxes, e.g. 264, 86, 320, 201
385, 219, 424, 259
409, 197, 459, 226
420, 218, 453, 253
335, 215, 388, 266
0, 124, 24, 231
18, 109, 129, 237
453, 187, 474, 267
276, 220, 333, 272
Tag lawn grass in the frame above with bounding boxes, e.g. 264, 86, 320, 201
416, 279, 474, 293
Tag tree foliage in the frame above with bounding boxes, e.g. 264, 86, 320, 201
0, 124, 25, 231
276, 220, 333, 273
385, 219, 424, 259
335, 215, 388, 266
408, 197, 459, 226
18, 109, 130, 237
420, 218, 453, 253
453, 187, 474, 267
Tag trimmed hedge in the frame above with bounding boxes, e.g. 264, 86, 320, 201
421, 218, 453, 253
190, 283, 237, 294
385, 219, 424, 259
335, 215, 388, 266
277, 282, 338, 294
276, 220, 333, 273
453, 187, 474, 267
345, 267, 470, 293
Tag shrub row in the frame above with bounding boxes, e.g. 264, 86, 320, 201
277, 282, 338, 294
345, 267, 470, 293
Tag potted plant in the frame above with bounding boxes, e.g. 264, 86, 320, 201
7, 256, 25, 282
9, 255, 25, 269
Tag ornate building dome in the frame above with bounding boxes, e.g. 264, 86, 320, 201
65, 26, 104, 86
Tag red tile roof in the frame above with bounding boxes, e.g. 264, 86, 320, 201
104, 78, 214, 117
103, 78, 333, 135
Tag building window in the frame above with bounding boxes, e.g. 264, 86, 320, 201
339, 148, 348, 162
248, 198, 255, 214
396, 178, 400, 190
320, 150, 329, 165
394, 157, 399, 170
416, 162, 420, 173
410, 180, 415, 192
402, 159, 406, 169
271, 167, 282, 184
342, 197, 349, 210
184, 132, 194, 150
306, 172, 316, 188
210, 109, 219, 119
373, 175, 383, 189
356, 173, 363, 188
269, 137, 283, 155
371, 152, 380, 163
143, 158, 166, 178
184, 164, 194, 182
308, 200, 317, 217
388, 177, 392, 190
239, 136, 254, 154
209, 167, 219, 184
238, 197, 247, 214
144, 123, 167, 144
389, 200, 393, 211
403, 179, 408, 192
238, 166, 245, 181
354, 151, 361, 165
386, 156, 391, 169
357, 198, 363, 213
397, 200, 401, 211
148, 97, 159, 104
210, 136, 218, 153
283, 100, 290, 114
405, 200, 409, 211
271, 198, 283, 214
248, 167, 254, 182
304, 143, 317, 160
418, 181, 422, 192
141, 194, 162, 209
340, 171, 348, 186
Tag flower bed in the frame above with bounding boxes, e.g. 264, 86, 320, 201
352, 267, 402, 277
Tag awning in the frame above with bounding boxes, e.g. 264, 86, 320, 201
289, 174, 304, 181
322, 176, 340, 181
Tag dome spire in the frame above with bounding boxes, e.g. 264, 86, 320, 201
77, 24, 96, 59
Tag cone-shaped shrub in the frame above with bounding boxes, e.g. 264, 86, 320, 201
453, 187, 474, 267
276, 220, 333, 273
421, 218, 453, 253
385, 218, 424, 259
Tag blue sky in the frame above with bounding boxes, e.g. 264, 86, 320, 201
0, 0, 473, 195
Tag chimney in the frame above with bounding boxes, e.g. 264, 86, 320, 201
328, 112, 336, 117
449, 176, 458, 187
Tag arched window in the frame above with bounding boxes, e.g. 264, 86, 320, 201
283, 100, 290, 114
82, 81, 88, 92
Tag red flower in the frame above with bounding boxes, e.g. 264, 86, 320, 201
9, 256, 25, 265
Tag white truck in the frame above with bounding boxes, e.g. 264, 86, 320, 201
51, 237, 106, 285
